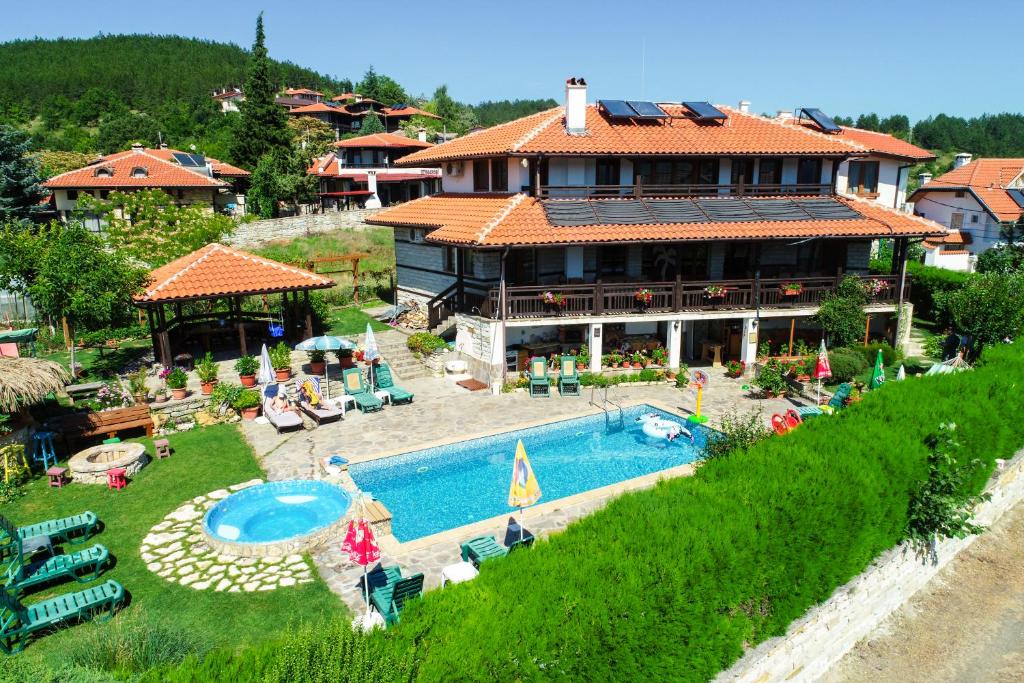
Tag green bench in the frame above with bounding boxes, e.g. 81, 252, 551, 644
0, 512, 100, 560
0, 579, 125, 654
4, 542, 109, 595
368, 566, 423, 626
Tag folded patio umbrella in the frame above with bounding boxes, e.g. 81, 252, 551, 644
813, 339, 832, 404
896, 364, 906, 381
363, 323, 380, 389
341, 495, 381, 622
869, 349, 886, 390
508, 440, 542, 543
257, 344, 274, 385
294, 336, 357, 351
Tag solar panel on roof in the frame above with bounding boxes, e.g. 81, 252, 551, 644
1008, 188, 1024, 209
598, 100, 639, 119
801, 108, 842, 133
681, 101, 728, 121
173, 153, 206, 168
626, 101, 669, 119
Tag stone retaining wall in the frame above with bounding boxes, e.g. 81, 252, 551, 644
227, 209, 382, 249
150, 395, 207, 428
717, 449, 1024, 683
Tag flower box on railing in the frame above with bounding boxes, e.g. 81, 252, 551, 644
704, 285, 728, 299
779, 282, 803, 296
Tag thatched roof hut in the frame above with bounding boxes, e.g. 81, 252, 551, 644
0, 356, 71, 413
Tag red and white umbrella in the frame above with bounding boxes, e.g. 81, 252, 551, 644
814, 340, 832, 404
341, 502, 380, 617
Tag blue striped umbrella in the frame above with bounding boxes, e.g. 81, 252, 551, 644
294, 336, 357, 351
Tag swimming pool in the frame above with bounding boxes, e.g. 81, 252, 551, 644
349, 404, 708, 542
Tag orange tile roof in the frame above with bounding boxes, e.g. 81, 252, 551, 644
103, 148, 250, 177
44, 148, 230, 189
832, 127, 934, 161
284, 88, 324, 96
332, 132, 433, 149
330, 92, 359, 101
287, 102, 344, 114
923, 229, 971, 250
368, 192, 949, 247
134, 243, 334, 303
396, 105, 861, 166
382, 105, 441, 119
911, 158, 1024, 222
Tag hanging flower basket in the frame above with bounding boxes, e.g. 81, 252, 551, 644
704, 285, 727, 299
539, 291, 565, 314
779, 282, 803, 296
864, 278, 889, 296
634, 288, 654, 310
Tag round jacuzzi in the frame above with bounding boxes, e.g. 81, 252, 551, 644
202, 480, 352, 557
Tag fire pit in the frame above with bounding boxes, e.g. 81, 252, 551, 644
68, 442, 149, 484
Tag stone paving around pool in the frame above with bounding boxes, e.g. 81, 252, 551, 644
140, 478, 315, 592
236, 370, 807, 612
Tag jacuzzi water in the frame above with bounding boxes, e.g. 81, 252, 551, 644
349, 404, 710, 542
203, 480, 352, 544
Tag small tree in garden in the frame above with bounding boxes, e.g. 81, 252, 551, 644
0, 125, 47, 226
76, 189, 234, 267
936, 272, 1024, 348
359, 110, 385, 135
814, 276, 868, 347
904, 423, 990, 561
287, 116, 335, 157
24, 223, 148, 373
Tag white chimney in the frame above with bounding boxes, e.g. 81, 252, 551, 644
130, 142, 144, 152
564, 77, 588, 135
776, 110, 793, 120
738, 100, 751, 114
417, 128, 427, 143
919, 172, 932, 186
953, 152, 973, 169
364, 171, 382, 209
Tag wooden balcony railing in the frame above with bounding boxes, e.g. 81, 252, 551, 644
483, 274, 907, 320
534, 183, 833, 199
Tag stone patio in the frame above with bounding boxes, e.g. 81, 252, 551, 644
235, 369, 806, 613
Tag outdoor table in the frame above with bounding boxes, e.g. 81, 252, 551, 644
373, 390, 392, 406
21, 534, 53, 558
328, 395, 356, 416
441, 561, 479, 587
46, 466, 68, 488
107, 467, 127, 490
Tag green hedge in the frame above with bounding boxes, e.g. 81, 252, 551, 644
906, 261, 970, 323
135, 344, 1024, 682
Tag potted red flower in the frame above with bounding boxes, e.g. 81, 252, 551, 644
705, 285, 727, 299
634, 288, 654, 310
779, 282, 803, 296
725, 359, 745, 378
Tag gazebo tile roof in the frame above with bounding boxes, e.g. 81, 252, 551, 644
134, 243, 334, 303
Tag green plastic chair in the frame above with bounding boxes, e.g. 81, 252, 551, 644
375, 363, 414, 405
0, 513, 99, 561
795, 383, 853, 419
460, 534, 535, 567
558, 356, 580, 396
528, 357, 550, 398
342, 368, 383, 413
4, 541, 109, 595
369, 569, 424, 626
0, 579, 124, 654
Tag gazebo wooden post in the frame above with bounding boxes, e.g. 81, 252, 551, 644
352, 256, 361, 304
235, 296, 248, 358
303, 290, 313, 339
156, 304, 172, 367
145, 306, 159, 362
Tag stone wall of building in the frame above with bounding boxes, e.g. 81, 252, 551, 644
150, 394, 208, 430
717, 449, 1024, 683
226, 209, 383, 249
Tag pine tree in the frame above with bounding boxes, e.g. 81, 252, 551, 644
360, 110, 385, 135
231, 14, 290, 169
0, 125, 46, 225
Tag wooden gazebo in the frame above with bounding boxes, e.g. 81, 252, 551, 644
133, 243, 334, 367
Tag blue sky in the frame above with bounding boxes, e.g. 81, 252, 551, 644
4, 0, 1022, 120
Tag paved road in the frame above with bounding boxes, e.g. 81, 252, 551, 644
824, 501, 1024, 683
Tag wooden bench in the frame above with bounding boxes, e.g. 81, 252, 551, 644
64, 382, 105, 400
46, 405, 153, 449
364, 499, 393, 536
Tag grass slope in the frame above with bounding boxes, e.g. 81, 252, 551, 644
0, 424, 342, 674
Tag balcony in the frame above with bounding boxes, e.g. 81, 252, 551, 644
534, 183, 833, 199
482, 274, 907, 320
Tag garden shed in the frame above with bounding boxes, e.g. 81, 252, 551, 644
133, 243, 334, 367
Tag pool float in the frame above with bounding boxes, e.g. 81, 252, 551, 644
641, 418, 692, 442
771, 414, 790, 435
783, 409, 803, 430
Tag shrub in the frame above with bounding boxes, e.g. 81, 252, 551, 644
269, 342, 292, 370
406, 332, 446, 355
827, 348, 869, 382
163, 368, 187, 390
700, 408, 772, 462
752, 359, 789, 395
208, 383, 243, 412
233, 355, 258, 376
232, 389, 260, 410
814, 276, 868, 347
841, 341, 902, 368
905, 261, 969, 323
935, 272, 1024, 348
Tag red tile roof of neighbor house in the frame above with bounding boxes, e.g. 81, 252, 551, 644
287, 102, 345, 114
382, 106, 441, 119
331, 92, 358, 101
368, 192, 949, 247
102, 148, 250, 177
923, 229, 972, 250
395, 105, 866, 166
284, 88, 323, 97
134, 243, 334, 303
910, 158, 1024, 222
43, 148, 234, 189
332, 133, 433, 149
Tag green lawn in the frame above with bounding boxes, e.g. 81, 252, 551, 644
327, 306, 390, 336
37, 338, 151, 380
254, 229, 395, 274
2, 424, 343, 672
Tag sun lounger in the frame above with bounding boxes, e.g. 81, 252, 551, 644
460, 534, 534, 567
528, 357, 550, 398
558, 355, 580, 396
0, 579, 124, 654
262, 387, 304, 434
4, 543, 109, 594
0, 512, 99, 560
374, 363, 413, 405
342, 368, 383, 413
794, 382, 852, 418
298, 377, 342, 425
368, 567, 423, 626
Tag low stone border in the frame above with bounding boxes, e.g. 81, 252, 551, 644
139, 479, 315, 592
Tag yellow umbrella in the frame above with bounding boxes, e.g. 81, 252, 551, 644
508, 439, 541, 542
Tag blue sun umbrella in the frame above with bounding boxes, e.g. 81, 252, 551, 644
294, 336, 357, 351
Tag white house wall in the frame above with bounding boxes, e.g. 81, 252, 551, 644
913, 193, 1002, 253
835, 156, 906, 209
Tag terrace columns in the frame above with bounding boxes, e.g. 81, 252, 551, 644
666, 320, 683, 370
364, 171, 382, 209
740, 317, 759, 373
588, 323, 602, 373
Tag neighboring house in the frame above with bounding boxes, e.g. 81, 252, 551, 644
211, 87, 244, 113
368, 78, 949, 388
287, 98, 441, 138
43, 143, 250, 227
282, 87, 323, 103
308, 132, 441, 209
909, 156, 1024, 270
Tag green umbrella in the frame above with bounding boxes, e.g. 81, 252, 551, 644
869, 349, 886, 390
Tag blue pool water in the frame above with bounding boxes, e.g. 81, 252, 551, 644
203, 480, 351, 544
349, 404, 709, 542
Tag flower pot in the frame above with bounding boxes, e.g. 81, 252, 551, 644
310, 361, 326, 375
171, 388, 188, 401
621, 361, 631, 369
239, 374, 256, 387
240, 406, 259, 420
339, 356, 355, 369
611, 363, 620, 369
133, 392, 148, 405
576, 362, 586, 371
666, 371, 677, 380
275, 368, 291, 381
200, 380, 218, 396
